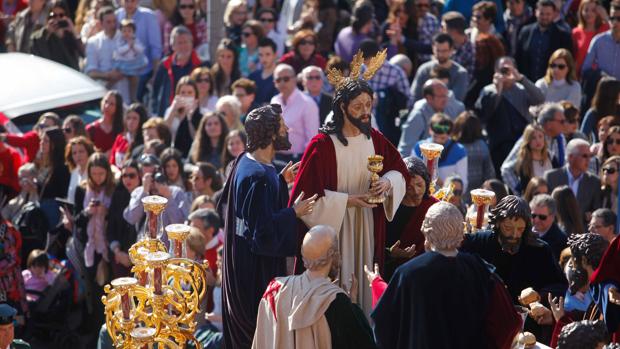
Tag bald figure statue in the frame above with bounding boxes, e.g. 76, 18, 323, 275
253, 225, 377, 349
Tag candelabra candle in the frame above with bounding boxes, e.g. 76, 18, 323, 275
110, 277, 138, 321
470, 189, 495, 230
419, 143, 443, 194
165, 224, 191, 258
137, 270, 147, 286
146, 251, 170, 296
141, 196, 168, 240
130, 327, 156, 349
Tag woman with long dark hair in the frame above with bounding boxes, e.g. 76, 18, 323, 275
189, 112, 229, 168
211, 38, 241, 97
107, 159, 141, 278
160, 147, 190, 191
109, 103, 148, 167
220, 129, 247, 171
381, 0, 421, 65
551, 185, 586, 236
164, 77, 202, 158
87, 90, 124, 154
580, 77, 620, 142
39, 127, 70, 227
190, 162, 223, 199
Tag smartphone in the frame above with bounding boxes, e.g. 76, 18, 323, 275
177, 96, 195, 109
92, 199, 101, 206
500, 67, 510, 75
57, 20, 69, 28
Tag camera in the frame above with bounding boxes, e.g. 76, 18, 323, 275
57, 19, 69, 28
153, 172, 167, 184
500, 67, 510, 76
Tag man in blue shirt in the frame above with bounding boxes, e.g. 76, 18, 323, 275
249, 38, 279, 106
116, 0, 162, 102
582, 1, 620, 80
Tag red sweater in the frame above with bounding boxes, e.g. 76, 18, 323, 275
109, 134, 130, 167
6, 131, 39, 163
0, 145, 22, 194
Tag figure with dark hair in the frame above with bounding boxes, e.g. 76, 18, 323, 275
461, 195, 567, 302
557, 320, 608, 349
546, 233, 610, 346
290, 57, 409, 314
370, 201, 521, 349
218, 103, 316, 348
334, 1, 376, 62
383, 156, 438, 279
88, 90, 125, 154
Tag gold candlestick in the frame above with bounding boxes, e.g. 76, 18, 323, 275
141, 195, 168, 240
367, 155, 385, 204
419, 143, 443, 195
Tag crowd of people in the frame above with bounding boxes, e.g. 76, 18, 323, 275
1, 0, 620, 348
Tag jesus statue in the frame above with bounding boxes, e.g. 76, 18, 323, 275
289, 50, 408, 313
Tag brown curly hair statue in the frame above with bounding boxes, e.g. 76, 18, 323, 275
245, 104, 290, 152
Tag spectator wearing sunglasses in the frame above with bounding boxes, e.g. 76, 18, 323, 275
238, 20, 264, 77
30, 0, 83, 70
600, 156, 620, 216
535, 49, 582, 107
256, 8, 284, 57
560, 101, 586, 143
162, 0, 208, 57
596, 126, 620, 173
529, 193, 567, 261
61, 115, 87, 142
413, 113, 469, 191
280, 29, 326, 74
107, 159, 141, 278
301, 65, 332, 126
544, 138, 601, 224
589, 208, 618, 243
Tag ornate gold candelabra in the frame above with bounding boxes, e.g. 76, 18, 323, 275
419, 143, 444, 195
367, 155, 385, 204
102, 195, 209, 349
469, 189, 495, 231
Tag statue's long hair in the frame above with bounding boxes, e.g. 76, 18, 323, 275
320, 79, 374, 146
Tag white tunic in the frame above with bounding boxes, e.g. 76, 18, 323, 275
300, 134, 406, 314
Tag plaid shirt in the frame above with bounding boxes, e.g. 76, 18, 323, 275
163, 19, 208, 56
418, 13, 440, 62
453, 39, 475, 78
365, 62, 414, 109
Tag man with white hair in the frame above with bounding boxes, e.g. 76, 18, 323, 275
300, 65, 332, 125
370, 202, 521, 348
252, 225, 375, 348
271, 63, 320, 164
544, 138, 601, 220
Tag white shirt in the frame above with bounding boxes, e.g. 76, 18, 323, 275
84, 30, 130, 101
566, 167, 584, 197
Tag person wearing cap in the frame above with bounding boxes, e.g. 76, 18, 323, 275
0, 304, 30, 349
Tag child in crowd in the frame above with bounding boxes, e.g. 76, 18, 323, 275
113, 19, 148, 102
22, 249, 56, 302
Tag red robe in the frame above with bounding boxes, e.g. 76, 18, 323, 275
289, 129, 409, 272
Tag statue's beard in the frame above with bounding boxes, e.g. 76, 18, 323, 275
273, 132, 292, 151
498, 233, 521, 255
567, 263, 589, 294
345, 112, 371, 137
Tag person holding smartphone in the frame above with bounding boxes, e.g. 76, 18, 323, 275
475, 56, 545, 174
29, 0, 83, 70
163, 76, 202, 158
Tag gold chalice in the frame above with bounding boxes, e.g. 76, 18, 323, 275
367, 155, 385, 204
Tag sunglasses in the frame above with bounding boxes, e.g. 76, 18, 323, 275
610, 16, 620, 22
299, 39, 316, 46
122, 173, 138, 179
242, 32, 253, 37
532, 213, 548, 220
49, 12, 66, 19
63, 127, 72, 134
179, 4, 194, 9
431, 124, 451, 134
603, 167, 618, 175
195, 78, 211, 83
607, 138, 620, 146
260, 17, 275, 23
275, 76, 292, 83
550, 63, 567, 69
306, 75, 321, 81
